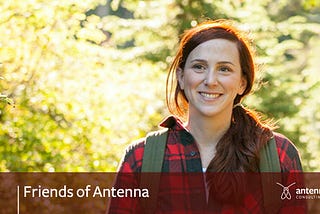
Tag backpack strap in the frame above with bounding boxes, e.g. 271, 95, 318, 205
259, 136, 282, 214
259, 136, 281, 172
140, 129, 168, 213
141, 128, 168, 172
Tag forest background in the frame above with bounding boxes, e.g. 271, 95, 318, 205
0, 0, 319, 172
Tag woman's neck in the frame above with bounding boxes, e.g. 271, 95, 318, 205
186, 113, 232, 169
186, 113, 231, 146
187, 113, 231, 168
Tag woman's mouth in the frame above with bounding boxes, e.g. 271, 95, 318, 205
199, 92, 222, 99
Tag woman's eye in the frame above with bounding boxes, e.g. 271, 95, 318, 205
219, 66, 232, 72
192, 64, 206, 70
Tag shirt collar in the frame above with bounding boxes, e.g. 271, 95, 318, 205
159, 115, 186, 131
159, 116, 196, 147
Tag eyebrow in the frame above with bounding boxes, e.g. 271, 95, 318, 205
190, 59, 207, 63
190, 59, 235, 66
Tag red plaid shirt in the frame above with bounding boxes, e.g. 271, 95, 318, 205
108, 116, 305, 214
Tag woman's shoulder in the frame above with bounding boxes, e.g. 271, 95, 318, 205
118, 138, 146, 172
120, 127, 171, 171
272, 132, 303, 172
273, 132, 299, 156
125, 137, 146, 154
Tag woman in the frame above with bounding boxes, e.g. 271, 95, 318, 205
108, 19, 304, 213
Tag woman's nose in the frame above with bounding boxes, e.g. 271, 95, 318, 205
204, 70, 218, 86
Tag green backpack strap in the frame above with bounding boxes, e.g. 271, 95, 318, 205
259, 136, 281, 172
141, 128, 168, 172
140, 129, 168, 213
259, 136, 282, 214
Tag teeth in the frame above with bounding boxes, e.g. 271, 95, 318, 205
201, 92, 220, 98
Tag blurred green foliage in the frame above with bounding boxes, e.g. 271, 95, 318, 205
0, 0, 319, 171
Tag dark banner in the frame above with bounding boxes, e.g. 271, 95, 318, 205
0, 173, 319, 213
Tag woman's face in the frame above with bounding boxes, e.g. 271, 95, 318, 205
178, 39, 247, 119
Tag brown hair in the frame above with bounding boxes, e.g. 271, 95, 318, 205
166, 20, 274, 172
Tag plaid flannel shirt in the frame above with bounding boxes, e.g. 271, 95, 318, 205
108, 116, 305, 214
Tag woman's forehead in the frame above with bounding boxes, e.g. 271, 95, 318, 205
186, 39, 240, 65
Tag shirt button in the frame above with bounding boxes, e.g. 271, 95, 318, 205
190, 151, 196, 156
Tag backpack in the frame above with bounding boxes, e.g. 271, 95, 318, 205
140, 128, 281, 214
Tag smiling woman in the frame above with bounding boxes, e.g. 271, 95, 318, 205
176, 38, 247, 168
108, 19, 304, 213
177, 39, 246, 124
165, 20, 295, 173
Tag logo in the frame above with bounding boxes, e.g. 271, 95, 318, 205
276, 182, 296, 200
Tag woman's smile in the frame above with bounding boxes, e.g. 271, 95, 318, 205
199, 92, 222, 100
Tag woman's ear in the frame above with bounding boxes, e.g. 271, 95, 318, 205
176, 67, 184, 90
238, 77, 247, 95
